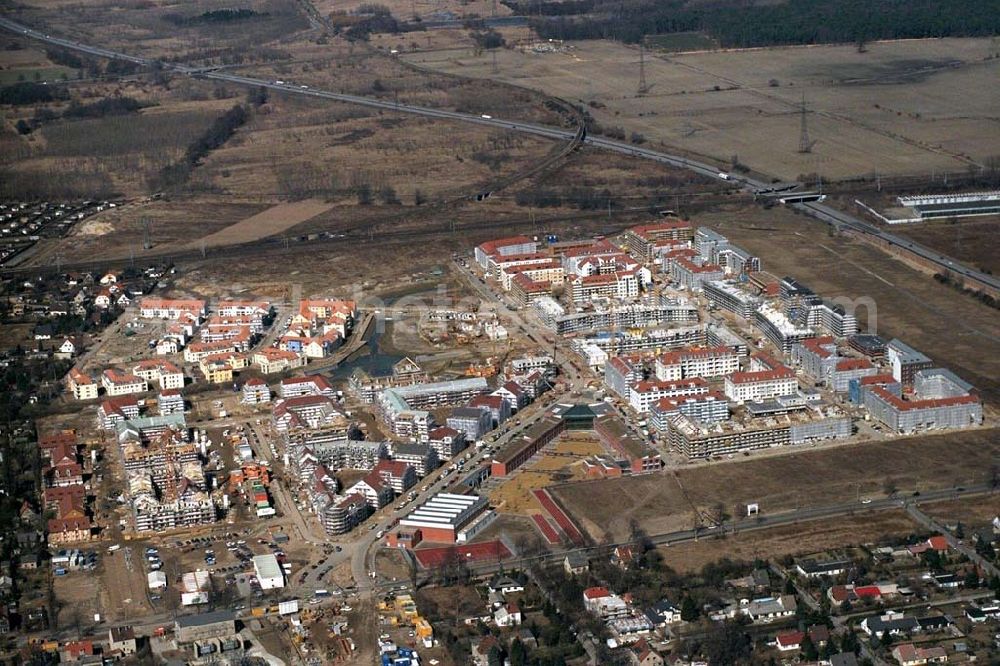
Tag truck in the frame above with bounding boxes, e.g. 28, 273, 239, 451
107, 544, 121, 553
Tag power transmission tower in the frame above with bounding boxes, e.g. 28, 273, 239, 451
637, 43, 649, 95
797, 93, 815, 154
140, 217, 153, 250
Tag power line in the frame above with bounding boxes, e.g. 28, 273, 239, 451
637, 43, 649, 95
797, 92, 815, 154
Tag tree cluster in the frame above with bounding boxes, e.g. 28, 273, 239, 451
529, 0, 1000, 47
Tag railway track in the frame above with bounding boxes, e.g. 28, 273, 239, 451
1, 15, 997, 293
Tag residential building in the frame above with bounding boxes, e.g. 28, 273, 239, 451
101, 369, 148, 396
139, 298, 206, 320
67, 368, 99, 401
253, 348, 307, 374
390, 442, 439, 477
654, 345, 739, 381
280, 374, 335, 399
704, 280, 762, 319
742, 595, 797, 622
887, 339, 934, 387
475, 236, 538, 270
468, 394, 512, 427
649, 392, 729, 431
622, 221, 694, 262
671, 257, 725, 292
427, 426, 467, 459
754, 303, 815, 355
132, 359, 185, 390
724, 366, 797, 404
241, 378, 271, 404
628, 378, 709, 414
157, 389, 185, 415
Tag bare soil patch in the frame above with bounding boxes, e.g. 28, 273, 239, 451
553, 427, 1000, 543
658, 510, 918, 573
185, 199, 335, 249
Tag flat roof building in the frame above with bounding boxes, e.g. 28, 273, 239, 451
397, 492, 495, 544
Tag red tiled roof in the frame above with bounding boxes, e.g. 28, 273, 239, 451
477, 236, 534, 255
633, 378, 708, 393
658, 345, 733, 365
860, 373, 896, 386
869, 386, 979, 411
583, 586, 610, 599
727, 368, 795, 384
835, 358, 874, 371
674, 257, 723, 274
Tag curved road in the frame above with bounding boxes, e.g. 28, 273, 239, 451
2, 15, 997, 292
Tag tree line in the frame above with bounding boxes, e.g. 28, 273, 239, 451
529, 0, 1000, 46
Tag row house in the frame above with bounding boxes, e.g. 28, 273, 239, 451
654, 345, 740, 381
253, 348, 307, 374
628, 378, 709, 414
46, 484, 92, 544
101, 369, 147, 397
132, 359, 185, 390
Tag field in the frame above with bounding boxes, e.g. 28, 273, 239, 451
553, 427, 1000, 543
185, 199, 335, 249
489, 434, 605, 515
404, 37, 1000, 180
0, 37, 77, 84
894, 216, 1000, 276
6, 0, 309, 63
657, 510, 918, 573
919, 496, 1000, 529
698, 204, 1000, 404
314, 0, 512, 23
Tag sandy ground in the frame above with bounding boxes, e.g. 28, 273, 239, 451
182, 199, 336, 249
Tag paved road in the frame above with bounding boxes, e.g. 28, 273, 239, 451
905, 503, 999, 579
2, 15, 995, 293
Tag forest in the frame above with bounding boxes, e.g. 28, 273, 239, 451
528, 0, 1000, 46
